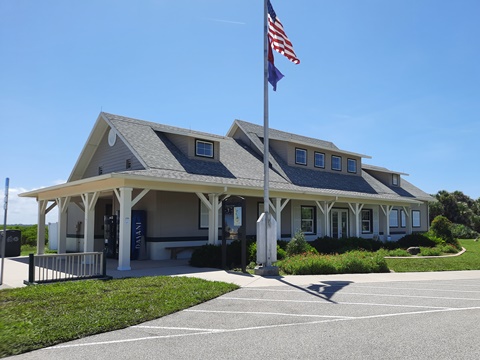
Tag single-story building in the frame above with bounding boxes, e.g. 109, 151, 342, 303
20, 112, 433, 270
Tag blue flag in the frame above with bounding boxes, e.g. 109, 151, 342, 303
268, 39, 284, 91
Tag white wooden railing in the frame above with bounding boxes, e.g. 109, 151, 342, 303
25, 252, 110, 285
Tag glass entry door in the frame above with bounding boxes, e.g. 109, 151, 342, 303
331, 209, 348, 239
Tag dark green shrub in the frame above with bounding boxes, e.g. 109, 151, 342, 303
311, 236, 384, 254
189, 244, 222, 268
430, 215, 454, 241
396, 233, 436, 248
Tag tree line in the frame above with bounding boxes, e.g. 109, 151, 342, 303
429, 190, 480, 238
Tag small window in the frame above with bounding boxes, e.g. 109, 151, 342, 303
98, 166, 103, 175
361, 209, 373, 233
126, 159, 132, 169
196, 140, 214, 158
295, 148, 307, 165
314, 152, 325, 168
389, 209, 399, 227
347, 158, 357, 173
412, 210, 421, 228
331, 155, 342, 171
392, 174, 399, 186
301, 206, 315, 234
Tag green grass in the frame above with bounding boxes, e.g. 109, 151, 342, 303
0, 276, 238, 358
386, 239, 480, 272
20, 245, 56, 256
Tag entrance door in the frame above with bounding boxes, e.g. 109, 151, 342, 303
331, 209, 348, 239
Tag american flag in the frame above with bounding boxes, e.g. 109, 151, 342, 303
267, 0, 300, 64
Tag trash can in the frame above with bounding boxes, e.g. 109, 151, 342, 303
0, 230, 21, 257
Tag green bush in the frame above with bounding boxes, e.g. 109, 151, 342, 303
189, 244, 222, 268
311, 236, 384, 254
286, 231, 318, 256
451, 223, 479, 239
378, 248, 411, 257
396, 233, 436, 248
6, 225, 48, 246
419, 247, 442, 256
430, 215, 454, 241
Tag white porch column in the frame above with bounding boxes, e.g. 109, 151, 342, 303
117, 187, 133, 270
274, 198, 289, 240
403, 206, 412, 234
36, 200, 48, 255
197, 193, 222, 245
81, 192, 99, 254
348, 203, 364, 237
322, 201, 335, 237
56, 197, 70, 254
208, 194, 219, 245
380, 205, 393, 240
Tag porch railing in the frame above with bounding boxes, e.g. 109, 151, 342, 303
24, 252, 111, 285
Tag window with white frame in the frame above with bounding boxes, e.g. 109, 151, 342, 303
347, 158, 357, 173
401, 210, 406, 228
196, 139, 214, 158
301, 206, 315, 234
331, 155, 342, 171
412, 210, 421, 227
361, 209, 373, 233
389, 209, 399, 227
314, 152, 325, 168
199, 201, 222, 229
295, 148, 307, 165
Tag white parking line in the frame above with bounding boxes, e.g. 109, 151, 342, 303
43, 305, 480, 351
185, 309, 356, 319
221, 296, 452, 309
242, 288, 480, 302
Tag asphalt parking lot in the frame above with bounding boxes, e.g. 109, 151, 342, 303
10, 274, 480, 360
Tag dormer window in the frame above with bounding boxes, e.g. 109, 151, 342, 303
314, 152, 325, 168
392, 173, 399, 186
347, 159, 357, 173
331, 155, 342, 171
295, 148, 307, 165
196, 140, 214, 158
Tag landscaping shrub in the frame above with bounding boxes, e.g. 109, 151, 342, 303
189, 244, 222, 268
419, 247, 442, 256
430, 215, 454, 242
396, 233, 436, 248
286, 231, 318, 256
311, 236, 384, 254
277, 251, 389, 275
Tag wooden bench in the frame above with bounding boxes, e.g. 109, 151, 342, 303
165, 246, 202, 260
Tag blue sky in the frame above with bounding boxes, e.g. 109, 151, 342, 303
1, 0, 479, 224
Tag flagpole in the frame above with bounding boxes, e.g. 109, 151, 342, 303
263, 0, 270, 267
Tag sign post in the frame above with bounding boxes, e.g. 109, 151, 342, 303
0, 178, 10, 286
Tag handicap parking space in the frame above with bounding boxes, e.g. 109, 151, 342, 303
11, 276, 480, 360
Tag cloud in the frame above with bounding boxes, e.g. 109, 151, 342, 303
205, 18, 246, 25
4, 187, 59, 225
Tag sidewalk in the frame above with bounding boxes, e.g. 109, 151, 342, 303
2, 255, 480, 290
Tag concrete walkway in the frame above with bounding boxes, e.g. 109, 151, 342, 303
2, 255, 480, 290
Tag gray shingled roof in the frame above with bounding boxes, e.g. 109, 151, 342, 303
101, 113, 433, 203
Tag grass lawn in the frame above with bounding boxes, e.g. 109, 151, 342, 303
386, 239, 480, 272
0, 276, 238, 358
